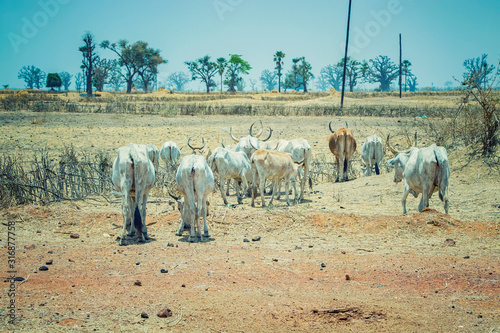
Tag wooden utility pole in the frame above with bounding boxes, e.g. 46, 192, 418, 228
340, 0, 352, 108
399, 33, 402, 98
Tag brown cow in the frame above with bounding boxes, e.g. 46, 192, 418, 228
328, 122, 357, 182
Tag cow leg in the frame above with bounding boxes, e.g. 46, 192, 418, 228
119, 194, 132, 246
141, 192, 149, 240
418, 184, 432, 212
343, 157, 349, 182
269, 180, 278, 206
260, 177, 267, 207
226, 179, 231, 196
134, 191, 146, 243
202, 199, 210, 239
402, 182, 411, 214
335, 157, 341, 182
238, 176, 247, 205
284, 179, 291, 206
220, 175, 229, 205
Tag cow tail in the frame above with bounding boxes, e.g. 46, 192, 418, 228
133, 206, 143, 239
130, 152, 143, 240
375, 162, 380, 175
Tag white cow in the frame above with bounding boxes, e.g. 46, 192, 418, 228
277, 138, 313, 202
169, 154, 214, 242
230, 120, 273, 160
112, 143, 156, 245
250, 149, 303, 207
388, 144, 450, 214
143, 144, 160, 172
208, 147, 252, 205
360, 134, 384, 176
160, 141, 181, 167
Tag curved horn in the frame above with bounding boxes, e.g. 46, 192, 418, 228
329, 121, 335, 133
229, 127, 240, 143
249, 120, 264, 138
187, 138, 195, 151
295, 158, 305, 165
260, 127, 273, 142
168, 191, 180, 201
387, 134, 412, 155
187, 138, 205, 151
249, 140, 259, 151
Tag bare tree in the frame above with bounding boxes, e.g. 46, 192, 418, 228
18, 65, 46, 89
463, 54, 495, 89
166, 71, 190, 91
320, 64, 343, 91
260, 69, 277, 91
79, 32, 99, 96
74, 73, 84, 92
59, 72, 72, 91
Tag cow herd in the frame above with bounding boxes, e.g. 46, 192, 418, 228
111, 120, 450, 245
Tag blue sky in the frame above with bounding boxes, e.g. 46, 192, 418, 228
1, 0, 499, 91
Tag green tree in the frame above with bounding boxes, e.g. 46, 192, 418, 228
260, 69, 277, 91
290, 57, 313, 92
134, 42, 167, 92
101, 40, 165, 93
273, 51, 285, 92
46, 73, 62, 91
216, 57, 227, 93
224, 54, 251, 92
79, 32, 99, 96
366, 55, 399, 92
185, 55, 218, 93
18, 65, 46, 89
93, 59, 116, 91
338, 57, 360, 92
59, 72, 72, 90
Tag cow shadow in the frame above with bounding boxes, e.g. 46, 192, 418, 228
177, 235, 215, 243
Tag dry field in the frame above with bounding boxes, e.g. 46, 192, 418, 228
1, 107, 499, 332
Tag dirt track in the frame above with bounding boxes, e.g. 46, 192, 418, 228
1, 112, 499, 332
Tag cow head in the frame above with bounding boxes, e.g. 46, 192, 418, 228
388, 153, 410, 183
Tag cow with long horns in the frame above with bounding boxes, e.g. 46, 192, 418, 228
328, 122, 357, 182
230, 120, 273, 160
387, 134, 450, 214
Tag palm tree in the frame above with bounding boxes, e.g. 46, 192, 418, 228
402, 60, 412, 92
273, 51, 285, 92
216, 57, 227, 93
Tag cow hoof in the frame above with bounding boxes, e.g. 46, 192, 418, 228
204, 233, 210, 238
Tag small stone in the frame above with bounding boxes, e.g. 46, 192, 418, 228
160, 269, 168, 273
46, 260, 53, 265
134, 280, 142, 286
295, 246, 302, 250
167, 243, 174, 247
48, 251, 53, 254
321, 263, 326, 268
341, 251, 346, 254
157, 308, 173, 318
181, 284, 186, 288
141, 312, 149, 319
243, 238, 250, 242
70, 233, 80, 239
136, 262, 140, 265
39, 266, 48, 271
444, 239, 456, 246
463, 256, 470, 259
345, 274, 351, 280
272, 258, 278, 262
478, 315, 483, 318
252, 236, 261, 242
14, 277, 25, 281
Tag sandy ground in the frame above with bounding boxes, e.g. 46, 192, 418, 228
1, 111, 499, 332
